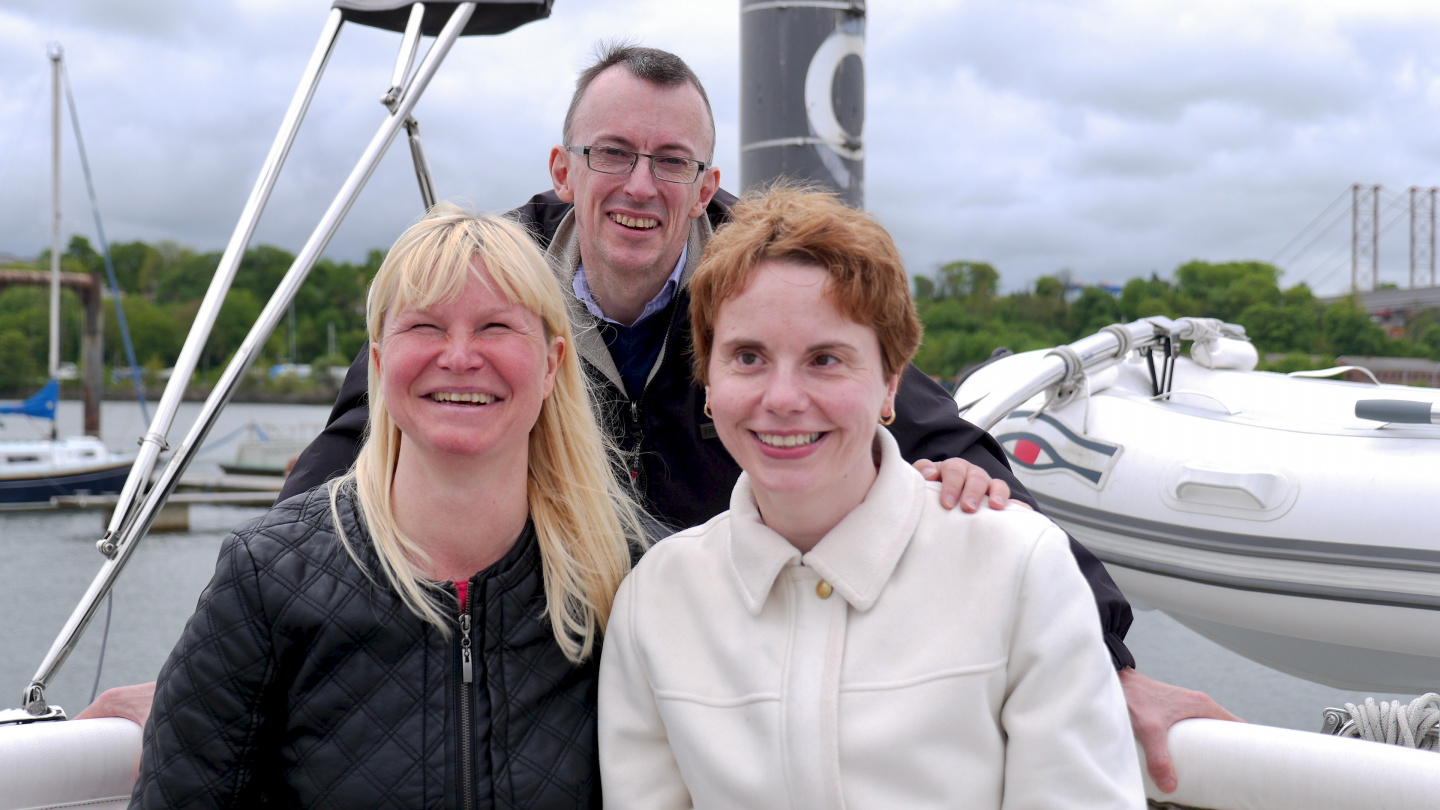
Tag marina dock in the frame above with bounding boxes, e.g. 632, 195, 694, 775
38, 472, 282, 530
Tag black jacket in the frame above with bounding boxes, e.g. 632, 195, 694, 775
281, 190, 1135, 669
132, 488, 600, 809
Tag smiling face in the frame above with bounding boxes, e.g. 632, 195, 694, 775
549, 66, 720, 303
374, 259, 562, 469
706, 260, 899, 517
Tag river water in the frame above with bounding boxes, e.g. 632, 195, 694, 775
0, 401, 1416, 730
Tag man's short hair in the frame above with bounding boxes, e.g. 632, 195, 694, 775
562, 41, 716, 160
690, 186, 923, 385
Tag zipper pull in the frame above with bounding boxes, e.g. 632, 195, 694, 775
459, 613, 473, 683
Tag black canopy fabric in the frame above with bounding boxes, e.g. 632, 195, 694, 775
331, 0, 553, 37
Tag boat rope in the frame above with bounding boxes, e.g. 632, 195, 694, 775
1337, 694, 1440, 750
1182, 317, 1236, 346
62, 62, 149, 423
88, 592, 113, 704
1037, 344, 1087, 416
1099, 324, 1134, 360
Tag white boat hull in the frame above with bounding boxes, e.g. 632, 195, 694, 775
0, 718, 139, 810
957, 345, 1440, 692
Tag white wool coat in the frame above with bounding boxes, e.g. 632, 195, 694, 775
599, 428, 1144, 809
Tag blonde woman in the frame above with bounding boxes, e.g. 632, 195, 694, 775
134, 204, 644, 808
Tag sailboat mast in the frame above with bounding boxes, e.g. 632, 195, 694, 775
48, 44, 63, 381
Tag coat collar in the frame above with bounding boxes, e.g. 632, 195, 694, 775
546, 209, 713, 392
726, 428, 927, 615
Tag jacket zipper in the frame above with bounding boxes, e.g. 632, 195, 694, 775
458, 598, 475, 809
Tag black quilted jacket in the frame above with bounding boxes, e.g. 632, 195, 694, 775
132, 486, 601, 809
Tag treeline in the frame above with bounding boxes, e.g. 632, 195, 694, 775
6, 239, 1438, 393
913, 259, 1440, 381
0, 236, 382, 391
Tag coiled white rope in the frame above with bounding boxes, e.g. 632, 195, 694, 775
1339, 694, 1440, 750
1037, 344, 1087, 415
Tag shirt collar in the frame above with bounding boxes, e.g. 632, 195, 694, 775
726, 428, 927, 615
572, 243, 688, 327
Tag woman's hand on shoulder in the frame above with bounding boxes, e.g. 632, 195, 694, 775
913, 457, 1029, 512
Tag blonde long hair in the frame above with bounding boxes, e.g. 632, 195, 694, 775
329, 203, 645, 662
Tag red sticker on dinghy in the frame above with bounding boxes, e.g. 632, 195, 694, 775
1012, 439, 1042, 465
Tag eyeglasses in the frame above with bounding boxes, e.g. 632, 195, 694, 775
566, 145, 708, 184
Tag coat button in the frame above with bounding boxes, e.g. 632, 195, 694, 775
816, 580, 833, 599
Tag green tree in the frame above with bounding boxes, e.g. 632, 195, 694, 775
1173, 260, 1281, 321
1419, 324, 1440, 361
1320, 297, 1389, 356
104, 295, 182, 367
0, 329, 36, 390
1118, 275, 1180, 320
155, 251, 222, 303
1069, 286, 1121, 336
0, 287, 83, 372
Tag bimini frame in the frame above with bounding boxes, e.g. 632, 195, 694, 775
6, 0, 554, 723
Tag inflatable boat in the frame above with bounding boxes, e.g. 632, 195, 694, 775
954, 315, 1440, 694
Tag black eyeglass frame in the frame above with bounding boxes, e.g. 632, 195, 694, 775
565, 145, 709, 184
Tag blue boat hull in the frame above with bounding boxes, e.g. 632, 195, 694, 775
0, 461, 133, 506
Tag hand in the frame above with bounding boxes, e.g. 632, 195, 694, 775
73, 681, 157, 727
913, 457, 1011, 512
1118, 667, 1241, 793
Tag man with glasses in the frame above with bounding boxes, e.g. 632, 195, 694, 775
86, 43, 1235, 795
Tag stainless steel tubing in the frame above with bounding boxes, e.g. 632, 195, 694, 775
963, 318, 1179, 432
404, 116, 438, 210
23, 3, 476, 715
383, 4, 426, 111
98, 9, 346, 558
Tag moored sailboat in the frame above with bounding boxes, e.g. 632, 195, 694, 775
0, 43, 134, 509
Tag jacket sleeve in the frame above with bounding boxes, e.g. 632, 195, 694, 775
888, 363, 1136, 669
599, 575, 694, 810
279, 345, 370, 501
132, 531, 279, 808
999, 522, 1146, 810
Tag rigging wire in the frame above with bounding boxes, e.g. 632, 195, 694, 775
1273, 203, 1351, 273
1270, 186, 1352, 265
1292, 187, 1408, 290
61, 61, 150, 424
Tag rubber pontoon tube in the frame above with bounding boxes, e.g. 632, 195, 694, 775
22, 3, 476, 717
1145, 718, 1440, 808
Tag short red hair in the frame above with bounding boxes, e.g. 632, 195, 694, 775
690, 186, 922, 385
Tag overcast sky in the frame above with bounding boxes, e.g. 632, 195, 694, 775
4, 0, 1440, 295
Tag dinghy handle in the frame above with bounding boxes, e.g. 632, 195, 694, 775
1354, 399, 1440, 425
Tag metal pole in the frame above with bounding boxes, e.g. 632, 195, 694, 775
1410, 186, 1417, 290
1352, 183, 1359, 293
23, 2, 478, 717
383, 3, 426, 111
1432, 187, 1437, 287
740, 0, 866, 206
97, 9, 345, 556
1373, 183, 1380, 291
49, 45, 62, 380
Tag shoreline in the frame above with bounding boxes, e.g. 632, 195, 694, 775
0, 388, 342, 406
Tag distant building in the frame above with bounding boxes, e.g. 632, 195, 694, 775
1064, 283, 1124, 303
1336, 356, 1440, 387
